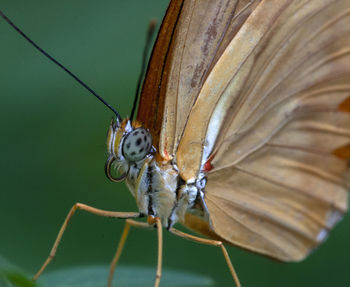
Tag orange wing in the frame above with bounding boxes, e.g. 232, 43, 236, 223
137, 0, 184, 153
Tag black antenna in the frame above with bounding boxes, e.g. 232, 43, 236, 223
0, 10, 122, 123
129, 19, 157, 121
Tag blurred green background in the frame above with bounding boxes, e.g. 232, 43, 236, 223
0, 1, 349, 286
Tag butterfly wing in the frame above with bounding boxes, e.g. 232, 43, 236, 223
138, 0, 350, 261
138, 0, 259, 160
178, 0, 350, 261
137, 0, 184, 153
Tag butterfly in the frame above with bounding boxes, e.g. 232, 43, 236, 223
1, 0, 349, 287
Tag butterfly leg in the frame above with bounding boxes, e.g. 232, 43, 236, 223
32, 202, 140, 281
169, 228, 241, 287
108, 217, 163, 287
154, 217, 163, 287
108, 219, 152, 287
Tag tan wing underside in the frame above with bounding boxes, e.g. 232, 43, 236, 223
176, 0, 350, 261
145, 0, 260, 160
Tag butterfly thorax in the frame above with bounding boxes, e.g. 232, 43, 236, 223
106, 119, 208, 228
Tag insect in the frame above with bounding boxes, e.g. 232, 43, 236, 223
1, 0, 350, 287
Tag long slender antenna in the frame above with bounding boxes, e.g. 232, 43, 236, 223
0, 10, 122, 122
129, 19, 157, 121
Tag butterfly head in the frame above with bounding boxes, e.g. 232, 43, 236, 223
105, 118, 153, 182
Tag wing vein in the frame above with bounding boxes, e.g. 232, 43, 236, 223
210, 164, 347, 213
218, 1, 343, 140
206, 197, 292, 256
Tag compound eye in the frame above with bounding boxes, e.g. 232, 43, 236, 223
122, 128, 152, 162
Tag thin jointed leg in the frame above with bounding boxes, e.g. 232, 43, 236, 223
154, 217, 163, 287
107, 218, 163, 287
107, 223, 131, 287
33, 202, 140, 281
108, 219, 152, 287
169, 228, 241, 287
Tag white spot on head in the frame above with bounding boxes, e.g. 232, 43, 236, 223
125, 120, 133, 133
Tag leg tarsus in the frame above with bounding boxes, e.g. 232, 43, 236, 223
219, 243, 241, 287
108, 219, 154, 287
154, 218, 162, 287
169, 228, 241, 287
108, 218, 163, 287
107, 223, 130, 287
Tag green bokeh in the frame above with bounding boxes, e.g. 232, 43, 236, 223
1, 1, 349, 286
